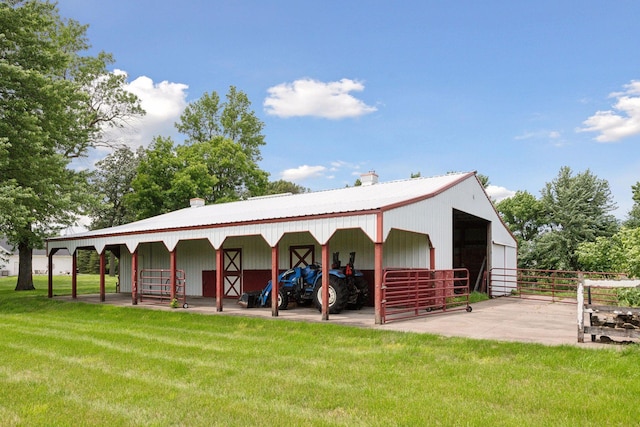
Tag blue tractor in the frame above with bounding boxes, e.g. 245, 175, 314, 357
238, 252, 369, 314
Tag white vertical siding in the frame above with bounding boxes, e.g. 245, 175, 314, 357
384, 230, 430, 268
223, 235, 271, 269
328, 228, 374, 269
176, 239, 215, 295
490, 242, 518, 296
384, 200, 453, 270
120, 246, 132, 292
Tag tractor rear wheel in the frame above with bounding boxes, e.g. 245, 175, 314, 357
348, 277, 369, 310
313, 276, 348, 314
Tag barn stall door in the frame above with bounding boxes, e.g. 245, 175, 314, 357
223, 248, 242, 297
290, 245, 315, 268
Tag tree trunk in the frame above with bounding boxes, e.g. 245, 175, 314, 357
15, 239, 35, 291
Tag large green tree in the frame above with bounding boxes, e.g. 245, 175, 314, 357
175, 87, 266, 162
577, 227, 640, 277
125, 137, 181, 219
532, 167, 618, 270
624, 182, 640, 228
495, 190, 545, 243
126, 135, 269, 219
0, 1, 143, 290
89, 146, 142, 230
127, 89, 269, 219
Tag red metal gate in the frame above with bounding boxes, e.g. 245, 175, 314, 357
381, 268, 471, 323
489, 268, 625, 305
138, 269, 187, 307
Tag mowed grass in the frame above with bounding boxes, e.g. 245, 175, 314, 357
1, 276, 639, 426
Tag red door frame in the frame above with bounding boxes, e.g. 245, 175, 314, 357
223, 248, 242, 297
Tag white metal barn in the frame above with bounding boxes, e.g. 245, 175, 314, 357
46, 172, 517, 323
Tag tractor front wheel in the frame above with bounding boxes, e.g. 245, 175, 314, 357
313, 276, 348, 314
278, 289, 289, 310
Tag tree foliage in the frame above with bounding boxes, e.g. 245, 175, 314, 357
476, 174, 490, 188
175, 87, 265, 162
496, 166, 619, 271
265, 180, 309, 195
495, 191, 544, 243
577, 227, 640, 278
0, 1, 143, 290
624, 182, 640, 228
535, 167, 618, 270
125, 88, 269, 219
126, 135, 269, 219
88, 146, 142, 229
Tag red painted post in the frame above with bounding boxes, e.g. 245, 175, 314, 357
374, 242, 383, 324
216, 248, 223, 312
131, 250, 138, 305
374, 211, 384, 324
271, 245, 279, 317
430, 247, 436, 270
321, 244, 330, 321
99, 250, 106, 302
170, 249, 177, 301
71, 250, 77, 299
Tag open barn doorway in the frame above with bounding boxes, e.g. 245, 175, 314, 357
453, 209, 489, 293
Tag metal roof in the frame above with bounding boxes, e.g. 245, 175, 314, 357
50, 172, 475, 241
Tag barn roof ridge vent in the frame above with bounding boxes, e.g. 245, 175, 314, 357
248, 192, 293, 200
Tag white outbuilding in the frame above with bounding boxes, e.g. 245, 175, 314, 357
46, 172, 517, 323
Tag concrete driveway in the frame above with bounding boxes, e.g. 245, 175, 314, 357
379, 296, 584, 346
60, 293, 611, 347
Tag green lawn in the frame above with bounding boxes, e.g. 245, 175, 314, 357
1, 276, 639, 426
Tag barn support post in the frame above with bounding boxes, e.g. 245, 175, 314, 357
374, 242, 384, 324
271, 245, 279, 317
131, 250, 138, 305
216, 248, 223, 312
71, 250, 77, 299
99, 250, 106, 302
170, 249, 177, 301
430, 247, 436, 269
374, 212, 384, 325
47, 248, 58, 298
321, 244, 330, 321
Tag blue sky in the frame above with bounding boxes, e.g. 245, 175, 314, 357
57, 0, 640, 217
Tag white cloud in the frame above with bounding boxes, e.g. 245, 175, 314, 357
264, 78, 377, 119
281, 165, 327, 181
102, 70, 189, 148
579, 80, 640, 142
485, 185, 516, 202
514, 130, 561, 141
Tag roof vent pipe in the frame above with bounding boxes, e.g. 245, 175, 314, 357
190, 198, 205, 208
360, 171, 379, 186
